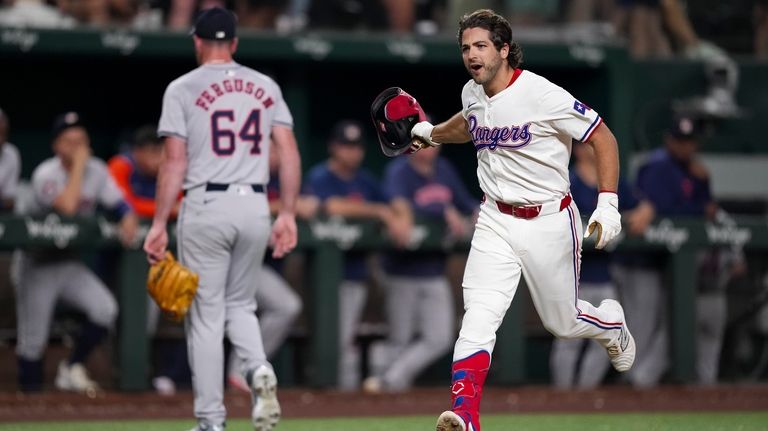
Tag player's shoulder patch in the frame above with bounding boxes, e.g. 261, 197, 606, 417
573, 100, 591, 115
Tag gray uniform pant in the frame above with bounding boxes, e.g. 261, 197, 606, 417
12, 253, 118, 361
178, 186, 271, 425
612, 264, 669, 387
338, 280, 367, 391
228, 264, 302, 374
550, 282, 617, 389
369, 274, 455, 391
613, 264, 728, 386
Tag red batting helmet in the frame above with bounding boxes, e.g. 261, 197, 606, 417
370, 87, 427, 157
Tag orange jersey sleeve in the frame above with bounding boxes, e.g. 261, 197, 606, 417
108, 155, 158, 219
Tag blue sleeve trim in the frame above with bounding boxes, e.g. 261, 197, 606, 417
115, 201, 132, 218
579, 116, 602, 142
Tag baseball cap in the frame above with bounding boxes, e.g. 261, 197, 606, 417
51, 111, 85, 139
191, 7, 237, 41
668, 116, 698, 140
329, 120, 365, 146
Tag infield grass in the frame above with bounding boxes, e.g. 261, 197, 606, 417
0, 412, 766, 431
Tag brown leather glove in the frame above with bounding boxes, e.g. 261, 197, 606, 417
147, 252, 199, 322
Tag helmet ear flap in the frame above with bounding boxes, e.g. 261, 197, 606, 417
370, 87, 425, 157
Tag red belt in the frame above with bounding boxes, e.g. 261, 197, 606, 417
491, 194, 572, 219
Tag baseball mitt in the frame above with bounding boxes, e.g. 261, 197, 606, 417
147, 252, 199, 322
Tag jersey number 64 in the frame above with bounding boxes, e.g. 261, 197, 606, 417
210, 109, 263, 156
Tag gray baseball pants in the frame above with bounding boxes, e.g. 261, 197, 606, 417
178, 185, 272, 426
12, 253, 118, 361
370, 274, 454, 391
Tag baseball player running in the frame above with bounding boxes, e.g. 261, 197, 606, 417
407, 10, 636, 431
142, 7, 301, 431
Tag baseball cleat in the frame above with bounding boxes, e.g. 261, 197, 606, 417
362, 376, 383, 394
601, 299, 636, 372
54, 361, 101, 398
186, 423, 225, 431
152, 376, 177, 396
249, 365, 281, 431
436, 411, 467, 431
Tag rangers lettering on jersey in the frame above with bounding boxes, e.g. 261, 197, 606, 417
195, 78, 275, 111
467, 115, 531, 150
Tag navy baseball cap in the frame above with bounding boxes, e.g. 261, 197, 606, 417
329, 120, 365, 146
191, 7, 237, 41
668, 116, 698, 140
51, 111, 85, 139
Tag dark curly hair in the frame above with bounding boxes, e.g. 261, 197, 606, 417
458, 9, 523, 69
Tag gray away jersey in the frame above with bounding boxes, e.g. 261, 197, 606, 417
0, 142, 21, 202
27, 157, 125, 216
158, 62, 293, 190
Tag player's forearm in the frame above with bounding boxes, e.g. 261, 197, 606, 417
390, 197, 413, 226
324, 199, 387, 219
52, 167, 85, 215
278, 147, 300, 216
272, 126, 301, 215
431, 112, 472, 144
587, 124, 619, 193
153, 157, 186, 226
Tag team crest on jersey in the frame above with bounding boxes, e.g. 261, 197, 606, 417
467, 115, 532, 151
573, 100, 591, 115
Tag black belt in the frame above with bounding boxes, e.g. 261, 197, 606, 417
183, 183, 265, 196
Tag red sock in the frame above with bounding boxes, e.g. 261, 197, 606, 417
450, 350, 490, 431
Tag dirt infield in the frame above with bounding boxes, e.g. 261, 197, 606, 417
1, 385, 767, 422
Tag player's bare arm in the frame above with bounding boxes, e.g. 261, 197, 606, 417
118, 211, 140, 247
583, 123, 623, 249
270, 125, 301, 258
385, 197, 414, 248
272, 125, 301, 216
585, 123, 619, 193
411, 112, 471, 151
52, 144, 89, 215
432, 112, 472, 144
143, 136, 187, 263
152, 136, 187, 226
323, 198, 391, 220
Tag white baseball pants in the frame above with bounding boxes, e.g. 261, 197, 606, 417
454, 199, 624, 361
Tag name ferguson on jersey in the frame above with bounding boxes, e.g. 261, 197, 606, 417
195, 79, 275, 111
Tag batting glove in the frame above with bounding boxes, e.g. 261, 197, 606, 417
411, 121, 440, 147
584, 192, 622, 249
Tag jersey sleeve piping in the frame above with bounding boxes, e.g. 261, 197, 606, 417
579, 116, 603, 143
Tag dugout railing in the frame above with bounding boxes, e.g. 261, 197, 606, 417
1, 214, 765, 390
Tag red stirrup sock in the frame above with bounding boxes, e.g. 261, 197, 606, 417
450, 350, 490, 431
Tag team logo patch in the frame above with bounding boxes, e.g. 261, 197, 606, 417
451, 380, 476, 397
573, 100, 590, 115
619, 326, 629, 351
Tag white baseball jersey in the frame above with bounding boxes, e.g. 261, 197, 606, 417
461, 69, 602, 205
158, 61, 293, 190
27, 157, 125, 216
0, 142, 21, 202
